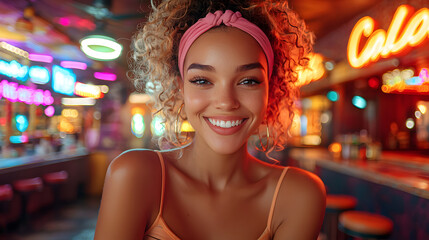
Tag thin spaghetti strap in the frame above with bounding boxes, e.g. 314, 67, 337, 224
266, 167, 289, 229
155, 151, 166, 217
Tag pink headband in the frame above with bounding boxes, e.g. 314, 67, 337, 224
178, 10, 274, 79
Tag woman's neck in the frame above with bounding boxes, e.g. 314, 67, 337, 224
180, 138, 252, 192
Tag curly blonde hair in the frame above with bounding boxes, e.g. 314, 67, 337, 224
129, 0, 314, 151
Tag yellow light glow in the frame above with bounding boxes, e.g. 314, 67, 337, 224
58, 119, 74, 133
418, 104, 427, 114
74, 82, 103, 99
348, 5, 429, 68
131, 107, 145, 115
181, 121, 195, 132
61, 109, 79, 118
301, 135, 321, 146
295, 53, 325, 86
329, 142, 342, 153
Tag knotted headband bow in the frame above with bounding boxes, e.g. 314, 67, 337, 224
178, 10, 274, 79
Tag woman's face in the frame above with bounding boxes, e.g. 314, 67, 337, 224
181, 27, 269, 155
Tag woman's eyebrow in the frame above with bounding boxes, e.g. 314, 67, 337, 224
187, 63, 215, 72
187, 62, 265, 73
236, 62, 265, 72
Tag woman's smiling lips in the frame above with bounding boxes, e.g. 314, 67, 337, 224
204, 116, 248, 135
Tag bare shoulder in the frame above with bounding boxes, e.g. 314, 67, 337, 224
94, 149, 163, 240
272, 167, 326, 240
108, 149, 162, 178
284, 167, 326, 199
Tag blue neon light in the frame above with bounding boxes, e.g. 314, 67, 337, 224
327, 91, 339, 102
131, 113, 145, 138
29, 66, 50, 84
300, 115, 308, 136
0, 60, 28, 81
352, 96, 367, 109
405, 76, 423, 86
15, 114, 29, 132
10, 135, 28, 144
52, 65, 76, 96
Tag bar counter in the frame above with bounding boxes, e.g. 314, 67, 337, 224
289, 148, 429, 199
0, 149, 90, 225
289, 148, 429, 239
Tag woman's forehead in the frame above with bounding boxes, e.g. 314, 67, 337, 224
184, 27, 267, 68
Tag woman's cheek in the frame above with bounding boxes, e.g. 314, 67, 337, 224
184, 90, 209, 114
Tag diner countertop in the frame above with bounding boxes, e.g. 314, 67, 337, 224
289, 148, 429, 199
0, 148, 88, 173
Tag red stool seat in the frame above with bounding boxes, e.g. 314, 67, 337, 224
326, 194, 357, 211
13, 177, 43, 193
43, 171, 68, 184
0, 184, 13, 201
339, 211, 393, 236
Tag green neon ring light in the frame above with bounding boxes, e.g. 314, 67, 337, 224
80, 35, 123, 61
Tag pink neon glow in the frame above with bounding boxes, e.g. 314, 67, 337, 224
60, 61, 87, 70
0, 80, 54, 106
28, 54, 53, 63
44, 106, 55, 117
94, 72, 117, 81
58, 17, 71, 26
419, 68, 428, 82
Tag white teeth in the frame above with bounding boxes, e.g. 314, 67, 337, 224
208, 118, 244, 128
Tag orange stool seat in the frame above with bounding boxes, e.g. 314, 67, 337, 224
13, 177, 43, 193
0, 185, 13, 201
43, 171, 68, 184
339, 211, 393, 239
326, 194, 357, 212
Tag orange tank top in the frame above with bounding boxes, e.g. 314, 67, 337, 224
143, 152, 289, 240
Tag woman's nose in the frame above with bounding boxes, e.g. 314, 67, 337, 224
214, 85, 240, 110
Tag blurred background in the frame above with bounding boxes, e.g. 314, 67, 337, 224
0, 0, 428, 239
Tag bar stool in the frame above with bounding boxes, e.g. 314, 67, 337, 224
13, 177, 43, 231
0, 184, 13, 232
339, 211, 393, 239
323, 194, 357, 240
43, 171, 68, 211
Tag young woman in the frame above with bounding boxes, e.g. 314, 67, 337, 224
95, 0, 326, 239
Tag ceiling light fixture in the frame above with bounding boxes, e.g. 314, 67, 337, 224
80, 35, 122, 61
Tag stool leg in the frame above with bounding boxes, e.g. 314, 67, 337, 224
19, 192, 30, 232
0, 201, 11, 233
51, 184, 61, 217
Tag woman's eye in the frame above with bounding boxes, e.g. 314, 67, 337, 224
240, 78, 261, 85
189, 78, 211, 86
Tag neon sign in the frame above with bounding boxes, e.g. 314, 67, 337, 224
28, 54, 53, 63
0, 42, 29, 59
348, 5, 429, 68
44, 106, 55, 117
15, 115, 29, 132
52, 65, 76, 96
382, 68, 429, 93
0, 80, 54, 105
0, 60, 28, 81
74, 82, 103, 99
29, 66, 50, 84
10, 135, 28, 144
94, 72, 117, 81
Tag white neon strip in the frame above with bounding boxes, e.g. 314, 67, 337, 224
80, 37, 123, 60
61, 97, 96, 106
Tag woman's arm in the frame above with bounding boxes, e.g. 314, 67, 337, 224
273, 168, 326, 240
94, 150, 161, 240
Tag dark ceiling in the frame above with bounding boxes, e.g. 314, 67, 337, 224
3, 0, 379, 68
